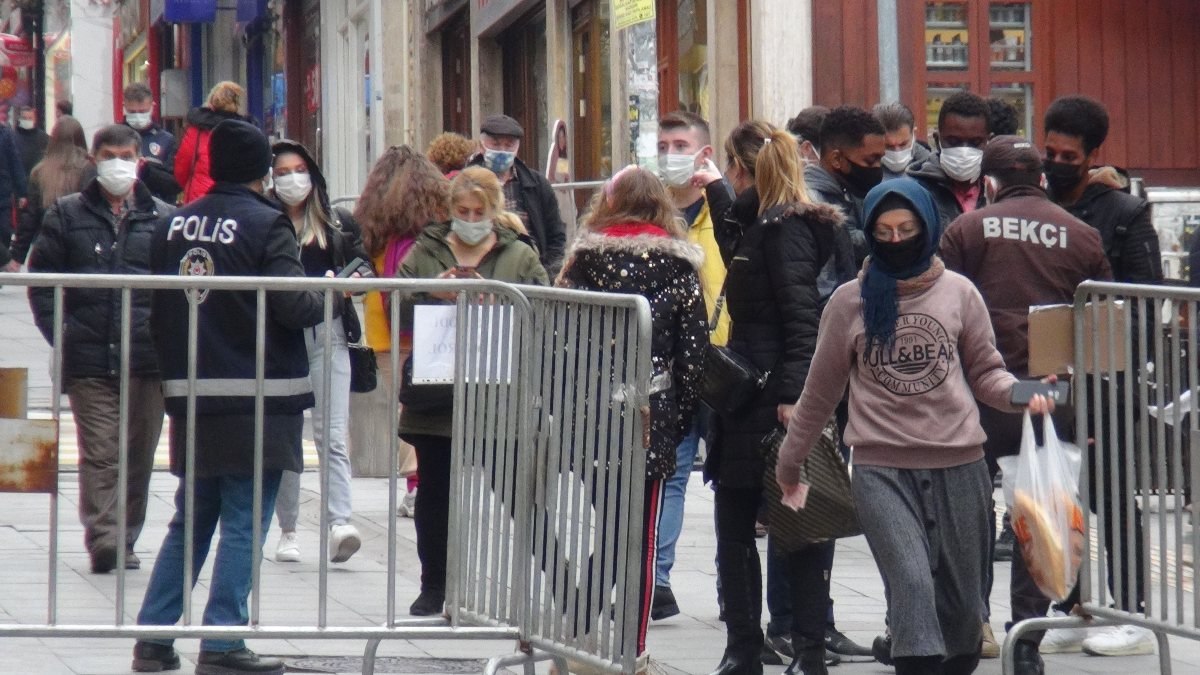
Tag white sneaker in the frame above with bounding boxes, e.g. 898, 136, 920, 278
329, 523, 362, 563
275, 531, 300, 563
1081, 624, 1155, 656
1039, 610, 1088, 653
397, 489, 417, 518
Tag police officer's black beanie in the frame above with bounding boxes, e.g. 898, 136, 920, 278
210, 119, 271, 184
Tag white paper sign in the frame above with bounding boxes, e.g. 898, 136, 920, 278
412, 304, 514, 385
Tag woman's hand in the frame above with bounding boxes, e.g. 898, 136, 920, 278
691, 159, 723, 188
1028, 373, 1058, 415
776, 403, 794, 427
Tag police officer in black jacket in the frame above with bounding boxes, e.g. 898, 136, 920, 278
132, 119, 323, 675
123, 82, 182, 204
27, 124, 172, 575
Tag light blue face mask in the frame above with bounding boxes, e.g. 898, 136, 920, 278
451, 217, 493, 245
483, 148, 517, 175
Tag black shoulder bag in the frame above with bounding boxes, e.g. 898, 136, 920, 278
699, 285, 768, 416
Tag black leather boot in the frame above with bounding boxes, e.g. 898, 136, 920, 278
708, 541, 763, 675
893, 655, 944, 675
708, 650, 764, 675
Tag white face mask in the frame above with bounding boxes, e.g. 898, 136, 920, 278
96, 158, 139, 197
939, 145, 984, 183
882, 144, 914, 173
274, 172, 313, 206
451, 217, 493, 246
658, 151, 699, 187
18, 118, 35, 130
125, 111, 152, 130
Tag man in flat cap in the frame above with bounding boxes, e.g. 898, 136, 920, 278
132, 119, 324, 675
940, 135, 1111, 675
470, 113, 566, 274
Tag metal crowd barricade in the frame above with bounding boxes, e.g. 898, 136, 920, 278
0, 271, 653, 675
1002, 280, 1200, 675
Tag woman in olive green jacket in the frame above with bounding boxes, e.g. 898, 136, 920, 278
398, 166, 547, 617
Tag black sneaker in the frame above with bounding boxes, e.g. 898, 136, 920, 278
126, 548, 141, 570
408, 589, 445, 616
131, 641, 180, 672
91, 546, 117, 574
760, 641, 785, 666
825, 626, 873, 658
872, 633, 893, 666
196, 648, 283, 675
765, 632, 795, 659
651, 585, 680, 621
994, 519, 1015, 562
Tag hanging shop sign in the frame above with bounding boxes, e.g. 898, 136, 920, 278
164, 0, 218, 23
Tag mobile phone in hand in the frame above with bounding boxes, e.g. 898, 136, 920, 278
336, 257, 370, 278
452, 265, 478, 278
1011, 380, 1070, 406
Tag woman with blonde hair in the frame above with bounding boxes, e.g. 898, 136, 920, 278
12, 115, 92, 264
707, 123, 845, 675
399, 163, 547, 617
556, 165, 707, 659
348, 146, 449, 518
175, 81, 251, 203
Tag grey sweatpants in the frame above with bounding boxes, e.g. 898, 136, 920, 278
854, 459, 990, 660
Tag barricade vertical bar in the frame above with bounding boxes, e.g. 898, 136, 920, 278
48, 286, 64, 624
387, 290, 401, 627
1091, 299, 1108, 607
183, 288, 200, 626
115, 286, 133, 621
251, 288, 267, 626
1105, 297, 1124, 610
461, 298, 482, 614
447, 293, 469, 620
1073, 290, 1091, 607
1168, 302, 1185, 622
1190, 299, 1200, 627
530, 299, 560, 639
486, 298, 511, 620
1135, 296, 1153, 615
1151, 297, 1168, 620
626, 298, 652, 669
317, 291, 335, 628
560, 302, 588, 643
512, 294, 534, 632
595, 306, 619, 656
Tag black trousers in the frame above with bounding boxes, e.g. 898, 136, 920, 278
409, 433, 452, 594
715, 485, 832, 656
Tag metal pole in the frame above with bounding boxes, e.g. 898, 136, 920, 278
33, 0, 46, 129
876, 0, 901, 105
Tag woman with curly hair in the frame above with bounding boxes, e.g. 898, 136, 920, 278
348, 146, 450, 517
425, 132, 477, 178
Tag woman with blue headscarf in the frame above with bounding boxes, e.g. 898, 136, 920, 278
772, 178, 1054, 675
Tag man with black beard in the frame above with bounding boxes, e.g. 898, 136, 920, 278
805, 105, 886, 302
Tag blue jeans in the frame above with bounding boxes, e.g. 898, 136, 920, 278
655, 410, 708, 587
137, 471, 282, 652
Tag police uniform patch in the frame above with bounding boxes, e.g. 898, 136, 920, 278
149, 142, 162, 157
179, 247, 215, 303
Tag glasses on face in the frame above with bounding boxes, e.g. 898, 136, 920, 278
873, 224, 921, 242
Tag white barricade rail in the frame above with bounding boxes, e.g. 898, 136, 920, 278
1003, 281, 1200, 675
0, 272, 651, 675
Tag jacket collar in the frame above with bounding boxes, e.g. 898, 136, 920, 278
994, 183, 1049, 203
81, 179, 161, 220
567, 225, 705, 270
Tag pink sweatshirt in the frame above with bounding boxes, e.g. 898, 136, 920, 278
777, 269, 1019, 482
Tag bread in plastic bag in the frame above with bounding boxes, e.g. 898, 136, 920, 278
1010, 412, 1085, 601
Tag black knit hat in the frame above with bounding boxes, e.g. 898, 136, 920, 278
210, 119, 271, 184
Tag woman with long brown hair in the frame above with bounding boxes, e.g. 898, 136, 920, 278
12, 115, 92, 264
556, 165, 707, 659
348, 145, 450, 519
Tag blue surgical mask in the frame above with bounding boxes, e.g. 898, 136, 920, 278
483, 148, 517, 175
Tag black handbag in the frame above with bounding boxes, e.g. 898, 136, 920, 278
699, 294, 768, 415
760, 420, 861, 552
341, 297, 377, 393
399, 355, 454, 413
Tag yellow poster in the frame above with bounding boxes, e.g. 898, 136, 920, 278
614, 0, 655, 30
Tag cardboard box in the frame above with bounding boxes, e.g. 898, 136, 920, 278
1027, 301, 1129, 376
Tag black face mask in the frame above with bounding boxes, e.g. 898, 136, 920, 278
872, 234, 926, 273
840, 159, 884, 198
1044, 160, 1085, 197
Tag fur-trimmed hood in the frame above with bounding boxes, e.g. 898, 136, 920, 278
760, 199, 846, 233
566, 226, 706, 271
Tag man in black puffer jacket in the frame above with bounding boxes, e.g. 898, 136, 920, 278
27, 124, 174, 575
132, 120, 323, 675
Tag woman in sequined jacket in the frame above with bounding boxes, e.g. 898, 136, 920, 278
556, 165, 708, 656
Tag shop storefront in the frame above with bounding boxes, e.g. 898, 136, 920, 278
0, 1, 72, 125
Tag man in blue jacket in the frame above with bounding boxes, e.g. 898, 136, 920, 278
123, 82, 181, 204
132, 120, 324, 675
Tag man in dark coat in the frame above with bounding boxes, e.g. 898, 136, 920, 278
907, 91, 991, 228
27, 124, 173, 574
14, 105, 49, 177
132, 120, 323, 675
468, 113, 566, 275
0, 119, 27, 254
123, 82, 182, 204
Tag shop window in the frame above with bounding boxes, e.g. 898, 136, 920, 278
441, 11, 472, 136
656, 0, 710, 117
571, 0, 612, 185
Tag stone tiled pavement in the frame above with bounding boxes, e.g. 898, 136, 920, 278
4, 283, 1200, 674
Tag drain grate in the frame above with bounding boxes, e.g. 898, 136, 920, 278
284, 656, 489, 674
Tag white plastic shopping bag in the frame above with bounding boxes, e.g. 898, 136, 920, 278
1010, 412, 1086, 601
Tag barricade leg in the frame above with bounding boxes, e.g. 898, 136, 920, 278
361, 638, 381, 675
484, 648, 569, 675
1155, 631, 1172, 675
1001, 616, 1119, 675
